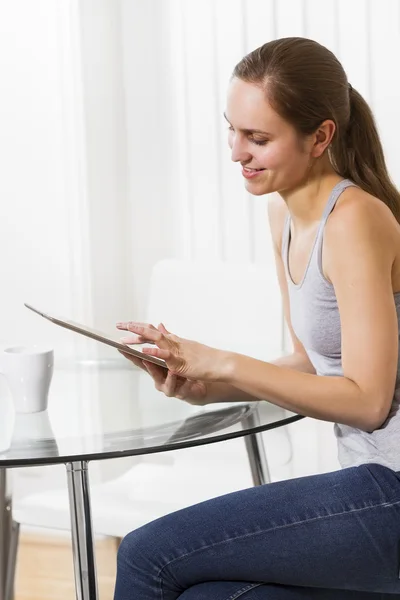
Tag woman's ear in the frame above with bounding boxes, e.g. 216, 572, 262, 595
312, 119, 336, 158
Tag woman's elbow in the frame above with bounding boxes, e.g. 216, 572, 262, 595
363, 397, 391, 432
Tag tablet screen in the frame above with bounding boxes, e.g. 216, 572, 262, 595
24, 303, 168, 370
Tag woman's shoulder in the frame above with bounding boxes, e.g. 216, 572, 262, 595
324, 186, 400, 284
327, 185, 399, 243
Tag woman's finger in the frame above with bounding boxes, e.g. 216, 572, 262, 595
142, 346, 171, 360
118, 350, 147, 370
119, 324, 170, 350
120, 335, 155, 345
163, 371, 178, 397
174, 378, 194, 399
143, 360, 168, 387
116, 321, 158, 333
158, 323, 171, 335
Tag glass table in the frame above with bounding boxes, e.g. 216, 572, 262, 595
0, 359, 304, 600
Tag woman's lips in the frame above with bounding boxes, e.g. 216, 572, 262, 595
242, 167, 265, 179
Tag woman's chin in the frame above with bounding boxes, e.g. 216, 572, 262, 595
244, 179, 275, 196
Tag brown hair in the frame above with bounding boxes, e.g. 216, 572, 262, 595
233, 37, 400, 222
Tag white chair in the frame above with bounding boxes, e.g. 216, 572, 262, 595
13, 259, 293, 541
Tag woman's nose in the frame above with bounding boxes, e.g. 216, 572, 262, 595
230, 137, 252, 163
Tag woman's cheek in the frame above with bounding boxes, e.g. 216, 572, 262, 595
259, 145, 280, 169
262, 140, 295, 170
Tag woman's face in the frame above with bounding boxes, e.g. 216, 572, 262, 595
225, 78, 313, 196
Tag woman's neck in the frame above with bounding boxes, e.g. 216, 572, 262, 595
280, 162, 343, 230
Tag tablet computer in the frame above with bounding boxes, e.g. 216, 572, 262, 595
24, 303, 168, 370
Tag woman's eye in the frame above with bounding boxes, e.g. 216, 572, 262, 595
227, 125, 234, 132
251, 138, 268, 146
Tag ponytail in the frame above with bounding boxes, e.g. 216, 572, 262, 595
330, 87, 400, 223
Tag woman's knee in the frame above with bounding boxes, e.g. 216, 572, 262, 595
117, 515, 178, 574
117, 524, 153, 566
117, 529, 141, 575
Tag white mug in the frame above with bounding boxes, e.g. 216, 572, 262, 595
0, 345, 54, 413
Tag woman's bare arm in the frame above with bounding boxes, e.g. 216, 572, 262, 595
218, 193, 398, 432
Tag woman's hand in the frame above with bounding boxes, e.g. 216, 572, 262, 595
116, 321, 229, 382
117, 323, 210, 405
120, 353, 210, 406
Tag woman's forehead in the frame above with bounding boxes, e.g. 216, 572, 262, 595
225, 79, 286, 133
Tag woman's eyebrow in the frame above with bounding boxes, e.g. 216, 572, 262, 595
223, 112, 270, 135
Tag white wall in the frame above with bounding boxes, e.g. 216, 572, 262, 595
0, 0, 132, 359
2, 0, 400, 500
0, 0, 89, 356
3, 0, 400, 353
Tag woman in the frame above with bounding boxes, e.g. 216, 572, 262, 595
114, 37, 400, 599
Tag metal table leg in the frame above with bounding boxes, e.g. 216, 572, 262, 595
0, 469, 19, 600
66, 461, 98, 600
242, 408, 271, 486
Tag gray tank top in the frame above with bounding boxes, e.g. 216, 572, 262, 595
281, 179, 400, 471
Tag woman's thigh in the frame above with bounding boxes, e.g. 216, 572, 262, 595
178, 581, 400, 600
115, 463, 400, 599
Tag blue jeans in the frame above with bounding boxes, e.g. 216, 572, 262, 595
114, 463, 400, 599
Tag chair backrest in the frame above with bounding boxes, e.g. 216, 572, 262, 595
146, 259, 283, 360
137, 258, 284, 425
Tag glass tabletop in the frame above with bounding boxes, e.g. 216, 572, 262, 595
0, 359, 304, 467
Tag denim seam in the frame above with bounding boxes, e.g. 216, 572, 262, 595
157, 498, 400, 588
225, 582, 263, 600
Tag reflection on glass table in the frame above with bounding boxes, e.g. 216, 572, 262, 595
0, 359, 304, 600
